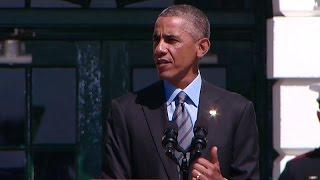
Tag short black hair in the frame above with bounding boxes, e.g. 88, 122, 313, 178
158, 4, 210, 39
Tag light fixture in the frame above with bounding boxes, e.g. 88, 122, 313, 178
0, 29, 32, 64
0, 40, 32, 64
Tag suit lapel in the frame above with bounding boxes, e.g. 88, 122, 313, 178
195, 80, 227, 161
196, 80, 222, 128
139, 81, 179, 179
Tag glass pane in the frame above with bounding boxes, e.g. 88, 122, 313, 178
0, 0, 24, 8
0, 151, 26, 180
26, 41, 77, 66
200, 67, 226, 88
90, 0, 117, 8
32, 68, 76, 144
31, 0, 80, 8
132, 68, 158, 91
176, 0, 245, 9
123, 0, 173, 8
0, 68, 25, 146
33, 151, 76, 180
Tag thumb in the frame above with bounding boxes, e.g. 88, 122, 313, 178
210, 146, 219, 164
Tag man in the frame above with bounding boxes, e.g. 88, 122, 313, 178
279, 84, 320, 180
102, 4, 259, 179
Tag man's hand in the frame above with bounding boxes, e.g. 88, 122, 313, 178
191, 146, 225, 180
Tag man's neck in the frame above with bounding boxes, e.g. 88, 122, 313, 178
170, 73, 198, 89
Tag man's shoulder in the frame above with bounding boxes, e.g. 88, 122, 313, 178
282, 148, 320, 178
287, 148, 320, 166
202, 80, 251, 104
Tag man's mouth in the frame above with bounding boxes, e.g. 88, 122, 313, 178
156, 59, 172, 65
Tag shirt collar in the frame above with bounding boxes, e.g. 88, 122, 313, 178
164, 73, 202, 107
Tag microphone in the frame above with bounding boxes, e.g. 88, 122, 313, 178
161, 122, 178, 164
190, 124, 208, 163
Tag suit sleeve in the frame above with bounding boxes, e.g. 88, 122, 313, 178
230, 101, 260, 179
101, 99, 132, 179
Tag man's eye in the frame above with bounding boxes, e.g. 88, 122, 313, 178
167, 38, 178, 43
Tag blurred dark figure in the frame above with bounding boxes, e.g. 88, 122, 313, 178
279, 84, 320, 180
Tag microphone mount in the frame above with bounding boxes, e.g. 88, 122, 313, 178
162, 124, 208, 180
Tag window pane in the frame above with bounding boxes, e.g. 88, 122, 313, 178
0, 69, 25, 146
175, 0, 245, 9
0, 151, 26, 180
33, 151, 76, 180
89, 0, 117, 8
26, 41, 77, 66
31, 0, 80, 8
32, 68, 76, 144
0, 0, 24, 8
200, 67, 226, 88
123, 0, 173, 8
132, 68, 158, 91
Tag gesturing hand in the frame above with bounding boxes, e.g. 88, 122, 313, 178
191, 146, 225, 180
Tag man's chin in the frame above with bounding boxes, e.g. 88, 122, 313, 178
158, 74, 177, 83
157, 72, 171, 81
158, 76, 170, 81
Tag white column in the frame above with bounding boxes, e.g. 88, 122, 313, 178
268, 0, 320, 178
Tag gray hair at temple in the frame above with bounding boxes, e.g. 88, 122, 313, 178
158, 4, 210, 40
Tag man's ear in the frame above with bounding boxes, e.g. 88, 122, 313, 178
196, 38, 211, 59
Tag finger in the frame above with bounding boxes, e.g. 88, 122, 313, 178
193, 162, 208, 174
194, 158, 214, 169
192, 168, 205, 180
210, 146, 219, 164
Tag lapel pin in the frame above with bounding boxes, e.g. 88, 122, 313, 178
209, 109, 217, 118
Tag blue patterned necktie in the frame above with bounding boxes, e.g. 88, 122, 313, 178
172, 91, 194, 163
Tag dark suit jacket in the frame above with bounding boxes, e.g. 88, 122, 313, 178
279, 148, 320, 180
102, 80, 259, 179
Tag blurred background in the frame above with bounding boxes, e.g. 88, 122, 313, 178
0, 0, 319, 179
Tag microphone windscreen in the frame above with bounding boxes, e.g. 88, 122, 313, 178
167, 121, 178, 131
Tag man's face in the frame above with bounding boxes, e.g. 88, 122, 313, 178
153, 16, 200, 87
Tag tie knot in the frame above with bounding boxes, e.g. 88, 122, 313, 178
175, 91, 188, 105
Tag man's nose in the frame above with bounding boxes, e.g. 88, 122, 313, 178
155, 40, 168, 56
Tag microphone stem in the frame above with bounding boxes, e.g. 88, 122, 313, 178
181, 155, 189, 180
